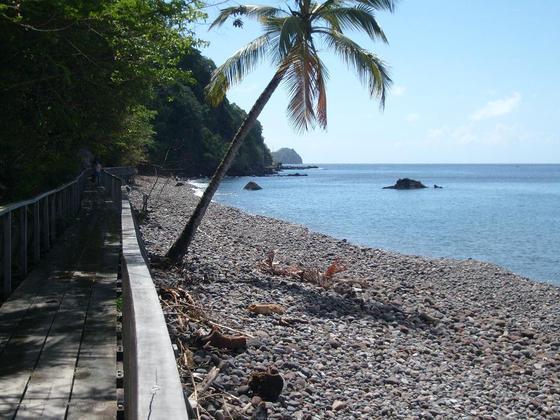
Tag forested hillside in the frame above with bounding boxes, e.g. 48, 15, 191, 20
0, 1, 271, 204
150, 50, 272, 177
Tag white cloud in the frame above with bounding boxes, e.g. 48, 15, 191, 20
406, 113, 420, 123
470, 92, 521, 120
424, 123, 528, 147
393, 85, 406, 96
427, 127, 446, 139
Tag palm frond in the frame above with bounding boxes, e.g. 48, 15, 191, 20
283, 42, 329, 131
209, 5, 285, 30
316, 5, 388, 42
278, 15, 306, 59
314, 55, 328, 128
319, 29, 391, 107
205, 34, 273, 106
355, 0, 397, 12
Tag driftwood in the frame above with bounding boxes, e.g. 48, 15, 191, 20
248, 303, 286, 315
201, 327, 247, 350
257, 250, 350, 289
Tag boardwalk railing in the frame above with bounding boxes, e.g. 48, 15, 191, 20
101, 170, 189, 418
0, 170, 88, 299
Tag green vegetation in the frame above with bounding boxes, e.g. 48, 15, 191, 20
0, 0, 203, 202
166, 0, 395, 263
150, 49, 273, 176
0, 0, 272, 205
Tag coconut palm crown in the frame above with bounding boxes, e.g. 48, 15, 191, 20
165, 0, 395, 263
206, 0, 394, 131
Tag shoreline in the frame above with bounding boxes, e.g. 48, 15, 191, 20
131, 176, 560, 418
187, 177, 556, 287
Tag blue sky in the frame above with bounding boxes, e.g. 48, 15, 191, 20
194, 0, 560, 163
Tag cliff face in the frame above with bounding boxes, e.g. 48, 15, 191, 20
271, 148, 303, 164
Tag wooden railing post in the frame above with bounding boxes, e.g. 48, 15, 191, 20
33, 202, 40, 263
0, 168, 88, 301
50, 193, 57, 242
19, 206, 27, 278
42, 197, 50, 251
3, 212, 12, 298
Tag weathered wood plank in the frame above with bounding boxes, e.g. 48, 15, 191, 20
0, 291, 65, 419
50, 193, 56, 242
42, 197, 50, 252
67, 220, 119, 419
33, 202, 40, 263
3, 212, 12, 298
121, 193, 189, 419
19, 206, 28, 278
15, 287, 91, 419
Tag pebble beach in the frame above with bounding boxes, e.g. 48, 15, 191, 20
130, 176, 560, 419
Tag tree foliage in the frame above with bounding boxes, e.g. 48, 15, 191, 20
0, 0, 204, 202
165, 0, 395, 262
150, 49, 273, 177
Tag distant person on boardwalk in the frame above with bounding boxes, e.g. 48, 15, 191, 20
94, 161, 102, 186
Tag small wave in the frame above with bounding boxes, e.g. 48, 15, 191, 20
188, 180, 208, 197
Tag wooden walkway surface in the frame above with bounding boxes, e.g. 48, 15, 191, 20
0, 189, 120, 419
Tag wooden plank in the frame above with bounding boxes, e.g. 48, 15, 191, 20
121, 195, 189, 419
33, 202, 40, 263
67, 218, 119, 419
0, 170, 87, 218
15, 286, 91, 418
50, 193, 56, 242
42, 197, 50, 252
19, 206, 28, 278
3, 212, 12, 298
0, 290, 65, 418
0, 178, 118, 419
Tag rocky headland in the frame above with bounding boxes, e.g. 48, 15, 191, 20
130, 176, 560, 419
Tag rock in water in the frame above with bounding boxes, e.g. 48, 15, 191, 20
244, 181, 262, 191
383, 178, 427, 190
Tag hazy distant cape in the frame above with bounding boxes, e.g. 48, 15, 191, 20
271, 148, 303, 164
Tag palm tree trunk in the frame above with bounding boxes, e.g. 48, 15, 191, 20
166, 68, 286, 263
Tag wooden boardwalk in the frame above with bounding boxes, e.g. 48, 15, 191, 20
0, 189, 120, 419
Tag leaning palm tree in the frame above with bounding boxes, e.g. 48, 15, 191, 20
166, 0, 395, 263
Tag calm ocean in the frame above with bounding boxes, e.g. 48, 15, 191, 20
192, 164, 560, 285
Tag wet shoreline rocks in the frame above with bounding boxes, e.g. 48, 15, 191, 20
130, 176, 560, 419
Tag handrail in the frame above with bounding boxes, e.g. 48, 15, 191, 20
0, 170, 89, 216
1, 169, 89, 300
120, 185, 189, 419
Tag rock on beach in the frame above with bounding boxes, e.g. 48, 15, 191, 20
130, 176, 560, 419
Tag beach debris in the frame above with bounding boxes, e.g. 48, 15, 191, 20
244, 181, 262, 190
258, 250, 349, 289
201, 326, 247, 350
248, 367, 284, 402
190, 362, 223, 398
248, 303, 286, 315
278, 317, 309, 327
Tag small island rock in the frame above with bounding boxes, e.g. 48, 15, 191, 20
271, 147, 303, 164
244, 181, 263, 191
383, 178, 427, 190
